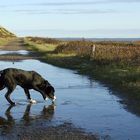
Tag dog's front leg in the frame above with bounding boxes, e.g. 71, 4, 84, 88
5, 89, 15, 105
23, 104, 32, 119
24, 88, 31, 100
24, 88, 36, 104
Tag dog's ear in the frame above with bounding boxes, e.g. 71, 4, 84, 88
45, 84, 55, 99
44, 80, 55, 92
46, 85, 55, 94
44, 80, 51, 87
48, 86, 55, 92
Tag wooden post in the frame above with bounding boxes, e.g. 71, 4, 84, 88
90, 45, 96, 60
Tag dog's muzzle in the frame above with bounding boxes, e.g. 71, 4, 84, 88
45, 96, 56, 102
52, 96, 57, 102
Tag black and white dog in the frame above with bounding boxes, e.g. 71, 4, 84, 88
0, 68, 56, 105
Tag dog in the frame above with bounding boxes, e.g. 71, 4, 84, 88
0, 68, 56, 105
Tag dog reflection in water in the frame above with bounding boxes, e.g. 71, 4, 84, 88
0, 103, 56, 133
23, 104, 56, 124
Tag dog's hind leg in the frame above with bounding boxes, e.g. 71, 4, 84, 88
0, 76, 5, 91
5, 87, 16, 105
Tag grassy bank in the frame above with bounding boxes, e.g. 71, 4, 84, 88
0, 26, 16, 46
0, 38, 15, 46
25, 37, 140, 102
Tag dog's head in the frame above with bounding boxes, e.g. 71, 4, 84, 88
43, 80, 56, 102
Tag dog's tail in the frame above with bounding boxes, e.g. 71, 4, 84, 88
0, 70, 5, 90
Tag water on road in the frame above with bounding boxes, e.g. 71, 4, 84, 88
0, 50, 29, 55
0, 56, 140, 139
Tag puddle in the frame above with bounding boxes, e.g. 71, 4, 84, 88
0, 50, 29, 55
0, 59, 140, 140
61, 101, 72, 105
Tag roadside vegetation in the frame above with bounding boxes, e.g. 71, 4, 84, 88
25, 37, 59, 53
0, 38, 10, 46
0, 37, 17, 46
25, 37, 140, 102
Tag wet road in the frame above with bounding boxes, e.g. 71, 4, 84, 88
0, 50, 140, 140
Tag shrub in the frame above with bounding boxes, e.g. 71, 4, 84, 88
55, 40, 140, 65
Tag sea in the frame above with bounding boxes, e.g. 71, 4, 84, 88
57, 38, 140, 42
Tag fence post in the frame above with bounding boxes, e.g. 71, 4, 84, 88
90, 44, 96, 60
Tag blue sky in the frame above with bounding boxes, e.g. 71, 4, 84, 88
0, 0, 140, 38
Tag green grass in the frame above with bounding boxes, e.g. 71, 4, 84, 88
0, 38, 14, 46
24, 38, 57, 53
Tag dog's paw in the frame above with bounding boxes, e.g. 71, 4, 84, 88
29, 99, 37, 104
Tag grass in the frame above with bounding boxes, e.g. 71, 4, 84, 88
0, 38, 14, 46
0, 26, 16, 46
26, 36, 61, 44
0, 26, 16, 38
25, 38, 57, 53
25, 37, 140, 102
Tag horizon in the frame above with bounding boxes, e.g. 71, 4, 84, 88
0, 0, 140, 38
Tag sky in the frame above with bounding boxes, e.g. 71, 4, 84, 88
0, 0, 140, 38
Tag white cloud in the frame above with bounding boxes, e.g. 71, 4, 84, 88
13, 9, 115, 15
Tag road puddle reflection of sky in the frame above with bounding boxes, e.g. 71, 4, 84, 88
0, 59, 140, 140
